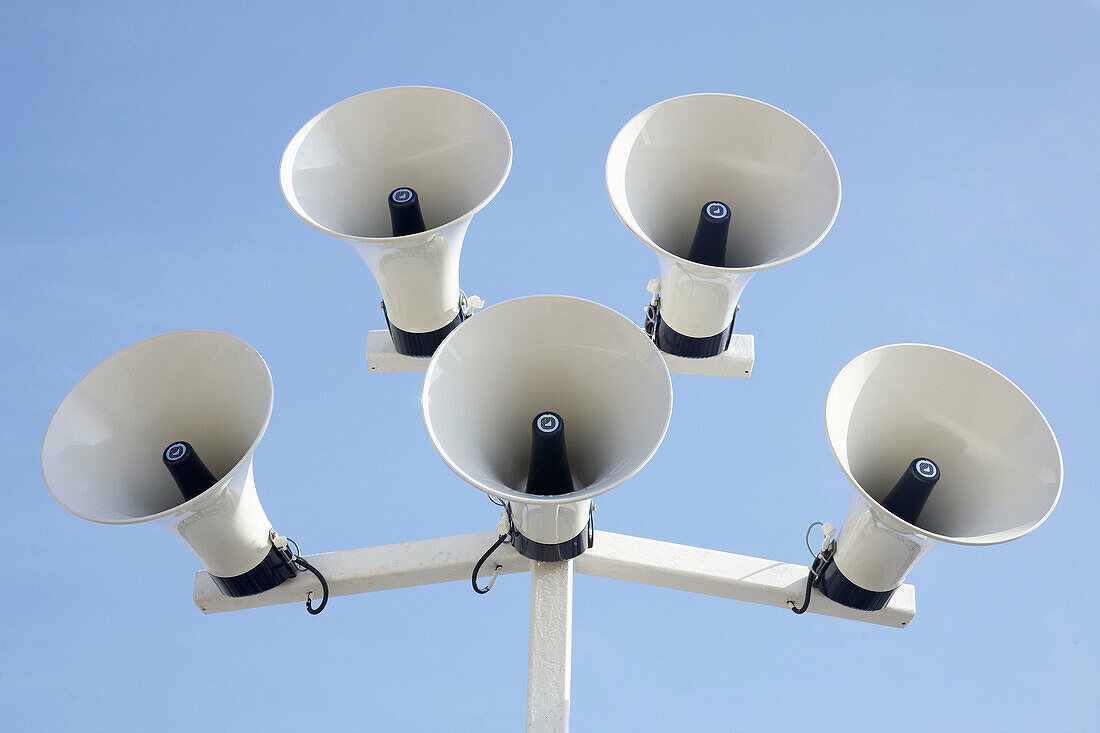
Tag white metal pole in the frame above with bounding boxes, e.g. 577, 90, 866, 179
526, 560, 573, 733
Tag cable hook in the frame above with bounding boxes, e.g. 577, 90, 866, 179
789, 568, 817, 615
278, 534, 329, 615
472, 534, 509, 594
294, 555, 329, 614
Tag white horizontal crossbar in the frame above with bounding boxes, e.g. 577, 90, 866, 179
660, 334, 754, 377
193, 531, 525, 614
364, 329, 432, 373
193, 530, 912, 627
365, 329, 754, 377
574, 531, 915, 628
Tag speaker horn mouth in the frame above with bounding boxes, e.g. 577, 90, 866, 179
605, 93, 841, 273
280, 85, 513, 244
41, 330, 274, 525
421, 295, 673, 506
824, 343, 1063, 546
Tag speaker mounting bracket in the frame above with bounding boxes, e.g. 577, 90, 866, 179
193, 530, 915, 622
365, 328, 754, 377
194, 526, 916, 731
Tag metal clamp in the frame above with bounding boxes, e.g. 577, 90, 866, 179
643, 283, 661, 340
270, 529, 295, 566
460, 290, 485, 318
643, 280, 740, 347
588, 503, 595, 549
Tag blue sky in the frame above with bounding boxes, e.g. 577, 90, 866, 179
2, 2, 1097, 730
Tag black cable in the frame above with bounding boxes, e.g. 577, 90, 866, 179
293, 556, 329, 615
791, 544, 834, 615
789, 570, 814, 614
472, 534, 509, 594
791, 525, 833, 615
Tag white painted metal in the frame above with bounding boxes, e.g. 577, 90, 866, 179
366, 329, 755, 378
421, 297, 673, 524
280, 86, 512, 334
194, 530, 526, 614
512, 499, 592, 545
527, 561, 573, 733
606, 94, 841, 338
662, 333, 754, 377
194, 528, 915, 628
825, 344, 1063, 592
365, 329, 433, 373
42, 331, 279, 578
574, 531, 916, 628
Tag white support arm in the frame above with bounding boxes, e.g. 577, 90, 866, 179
573, 531, 915, 629
364, 330, 433, 373
194, 529, 913, 628
365, 330, 755, 378
660, 334, 754, 377
193, 531, 526, 614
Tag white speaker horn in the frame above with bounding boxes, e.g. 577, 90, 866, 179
422, 295, 673, 561
606, 93, 841, 358
815, 344, 1062, 610
280, 86, 513, 356
41, 330, 298, 597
